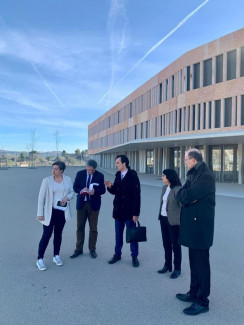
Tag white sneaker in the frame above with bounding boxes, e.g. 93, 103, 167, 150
36, 259, 47, 271
53, 255, 63, 266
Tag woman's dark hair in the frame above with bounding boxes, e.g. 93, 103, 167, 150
163, 169, 181, 188
52, 161, 66, 173
116, 154, 129, 168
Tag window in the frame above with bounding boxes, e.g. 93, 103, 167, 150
160, 115, 163, 136
134, 125, 137, 139
186, 66, 190, 91
197, 104, 201, 130
227, 50, 236, 80
203, 103, 206, 129
192, 105, 195, 131
187, 106, 190, 131
179, 108, 182, 132
148, 90, 151, 109
182, 107, 186, 132
224, 98, 232, 127
180, 69, 183, 93
165, 79, 168, 101
203, 58, 212, 86
241, 47, 244, 77
159, 83, 163, 103
209, 102, 212, 129
215, 100, 221, 128
193, 62, 200, 89
130, 102, 132, 118
216, 54, 223, 83
145, 121, 149, 138
174, 110, 177, 133
241, 95, 244, 125
171, 75, 175, 98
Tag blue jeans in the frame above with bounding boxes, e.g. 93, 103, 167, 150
114, 219, 138, 258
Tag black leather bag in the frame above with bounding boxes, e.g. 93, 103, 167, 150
126, 222, 147, 243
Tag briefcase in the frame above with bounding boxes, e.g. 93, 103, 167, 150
126, 221, 147, 243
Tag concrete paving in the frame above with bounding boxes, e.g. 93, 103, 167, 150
0, 166, 244, 325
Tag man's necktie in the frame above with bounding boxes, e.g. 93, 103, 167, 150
87, 174, 91, 188
86, 174, 91, 201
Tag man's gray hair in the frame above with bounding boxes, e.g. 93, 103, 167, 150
186, 148, 203, 162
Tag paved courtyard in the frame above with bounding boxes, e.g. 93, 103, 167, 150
0, 166, 243, 325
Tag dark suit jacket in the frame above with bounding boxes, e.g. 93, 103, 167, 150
177, 162, 215, 249
73, 169, 106, 211
107, 168, 141, 221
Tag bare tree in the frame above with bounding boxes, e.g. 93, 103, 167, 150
54, 130, 61, 159
28, 129, 38, 168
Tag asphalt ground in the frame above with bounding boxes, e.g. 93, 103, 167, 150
0, 167, 243, 325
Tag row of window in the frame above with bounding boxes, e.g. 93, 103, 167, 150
89, 46, 244, 138
89, 95, 244, 150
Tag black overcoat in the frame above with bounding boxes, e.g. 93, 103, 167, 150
107, 168, 141, 220
176, 162, 215, 249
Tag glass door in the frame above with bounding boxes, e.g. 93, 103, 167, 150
146, 150, 154, 174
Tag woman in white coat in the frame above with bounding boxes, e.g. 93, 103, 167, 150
36, 161, 74, 271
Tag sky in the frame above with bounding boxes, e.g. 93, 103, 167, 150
0, 0, 244, 153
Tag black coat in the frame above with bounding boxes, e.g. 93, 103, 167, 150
107, 168, 141, 220
176, 162, 215, 249
73, 169, 106, 211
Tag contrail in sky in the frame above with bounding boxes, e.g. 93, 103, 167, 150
31, 62, 67, 110
99, 0, 210, 103
0, 15, 67, 110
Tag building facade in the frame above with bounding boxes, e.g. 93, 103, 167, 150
88, 28, 244, 184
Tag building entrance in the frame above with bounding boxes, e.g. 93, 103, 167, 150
170, 147, 181, 175
209, 145, 238, 183
146, 150, 154, 174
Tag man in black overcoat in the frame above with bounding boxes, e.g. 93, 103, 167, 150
176, 149, 215, 315
105, 154, 141, 267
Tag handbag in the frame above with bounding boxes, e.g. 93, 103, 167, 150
126, 221, 147, 243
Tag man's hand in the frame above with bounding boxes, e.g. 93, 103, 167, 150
88, 188, 95, 195
133, 216, 139, 223
104, 180, 112, 188
37, 216, 45, 221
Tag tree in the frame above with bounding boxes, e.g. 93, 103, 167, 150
75, 149, 81, 156
54, 130, 61, 159
61, 150, 67, 157
19, 152, 28, 162
28, 129, 38, 168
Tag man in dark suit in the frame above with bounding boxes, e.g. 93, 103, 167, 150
176, 149, 215, 315
70, 159, 105, 259
105, 154, 141, 268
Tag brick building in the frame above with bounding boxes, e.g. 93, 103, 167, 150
88, 28, 244, 184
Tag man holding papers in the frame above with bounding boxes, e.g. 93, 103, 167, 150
70, 160, 106, 259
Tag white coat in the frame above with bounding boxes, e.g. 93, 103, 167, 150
37, 175, 74, 226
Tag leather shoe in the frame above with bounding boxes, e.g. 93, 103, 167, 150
157, 265, 172, 274
90, 250, 97, 258
132, 257, 139, 268
176, 292, 196, 303
70, 250, 83, 259
108, 254, 121, 264
170, 270, 181, 279
183, 303, 209, 315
